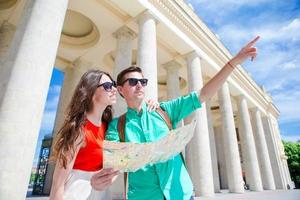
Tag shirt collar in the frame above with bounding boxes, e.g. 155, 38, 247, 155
127, 102, 147, 116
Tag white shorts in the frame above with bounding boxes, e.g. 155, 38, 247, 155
63, 169, 112, 200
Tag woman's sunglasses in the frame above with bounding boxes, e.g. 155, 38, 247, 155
121, 78, 148, 87
97, 81, 116, 92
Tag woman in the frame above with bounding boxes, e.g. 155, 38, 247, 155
49, 69, 157, 200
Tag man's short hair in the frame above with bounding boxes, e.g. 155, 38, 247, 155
117, 66, 143, 86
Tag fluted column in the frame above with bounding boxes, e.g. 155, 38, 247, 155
270, 119, 289, 189
217, 83, 244, 193
251, 108, 276, 190
214, 126, 228, 189
0, 0, 69, 199
163, 60, 184, 130
206, 101, 221, 192
0, 21, 16, 64
278, 132, 293, 188
283, 159, 293, 187
236, 95, 263, 191
262, 115, 285, 189
137, 11, 157, 100
113, 26, 136, 116
43, 60, 90, 194
185, 51, 214, 196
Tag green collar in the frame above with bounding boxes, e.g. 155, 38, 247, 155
127, 102, 147, 116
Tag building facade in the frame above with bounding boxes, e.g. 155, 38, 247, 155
0, 0, 293, 199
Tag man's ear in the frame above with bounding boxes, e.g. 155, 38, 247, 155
117, 86, 124, 98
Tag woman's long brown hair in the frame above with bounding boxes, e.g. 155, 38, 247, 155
52, 69, 114, 169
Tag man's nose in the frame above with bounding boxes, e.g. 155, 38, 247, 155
136, 81, 143, 88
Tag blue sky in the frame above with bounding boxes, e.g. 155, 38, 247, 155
187, 0, 300, 142
32, 0, 300, 166
33, 68, 63, 167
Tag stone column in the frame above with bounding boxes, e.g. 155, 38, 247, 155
217, 83, 244, 193
112, 26, 136, 117
236, 95, 263, 191
111, 26, 137, 198
280, 156, 289, 188
137, 11, 158, 100
279, 155, 290, 188
206, 101, 221, 192
163, 60, 184, 132
0, 21, 16, 64
185, 51, 214, 196
0, 0, 69, 199
262, 115, 285, 189
271, 119, 289, 189
43, 60, 90, 194
251, 108, 276, 190
214, 126, 228, 189
283, 159, 293, 188
163, 60, 181, 99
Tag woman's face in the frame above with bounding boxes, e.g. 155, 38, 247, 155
92, 74, 117, 107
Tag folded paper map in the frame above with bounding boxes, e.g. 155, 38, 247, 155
103, 120, 197, 172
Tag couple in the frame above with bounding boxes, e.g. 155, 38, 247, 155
49, 36, 259, 200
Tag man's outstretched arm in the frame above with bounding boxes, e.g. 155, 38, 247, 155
199, 36, 260, 103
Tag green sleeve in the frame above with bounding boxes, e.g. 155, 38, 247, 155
160, 91, 202, 127
105, 118, 120, 142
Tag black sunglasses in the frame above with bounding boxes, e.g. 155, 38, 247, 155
97, 81, 116, 92
121, 78, 148, 87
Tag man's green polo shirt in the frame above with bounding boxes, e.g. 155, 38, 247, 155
105, 91, 202, 200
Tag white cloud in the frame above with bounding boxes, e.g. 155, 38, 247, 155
264, 79, 286, 92
186, 0, 275, 26
281, 134, 300, 142
273, 90, 300, 123
253, 18, 300, 43
45, 95, 60, 111
282, 60, 298, 70
187, 0, 272, 11
281, 18, 300, 42
40, 110, 57, 133
48, 85, 62, 95
212, 18, 300, 82
216, 18, 300, 47
45, 85, 61, 111
187, 0, 300, 136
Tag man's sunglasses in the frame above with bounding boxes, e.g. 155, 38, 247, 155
121, 78, 148, 87
97, 81, 116, 92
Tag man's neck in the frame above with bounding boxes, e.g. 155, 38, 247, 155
127, 99, 144, 113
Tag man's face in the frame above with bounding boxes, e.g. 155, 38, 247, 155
117, 72, 147, 102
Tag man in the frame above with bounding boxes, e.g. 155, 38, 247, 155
92, 36, 259, 200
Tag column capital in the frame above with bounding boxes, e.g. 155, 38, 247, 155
112, 26, 137, 40
250, 107, 260, 114
162, 60, 182, 72
72, 58, 93, 70
184, 50, 202, 62
262, 113, 272, 121
137, 10, 158, 24
236, 94, 247, 102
